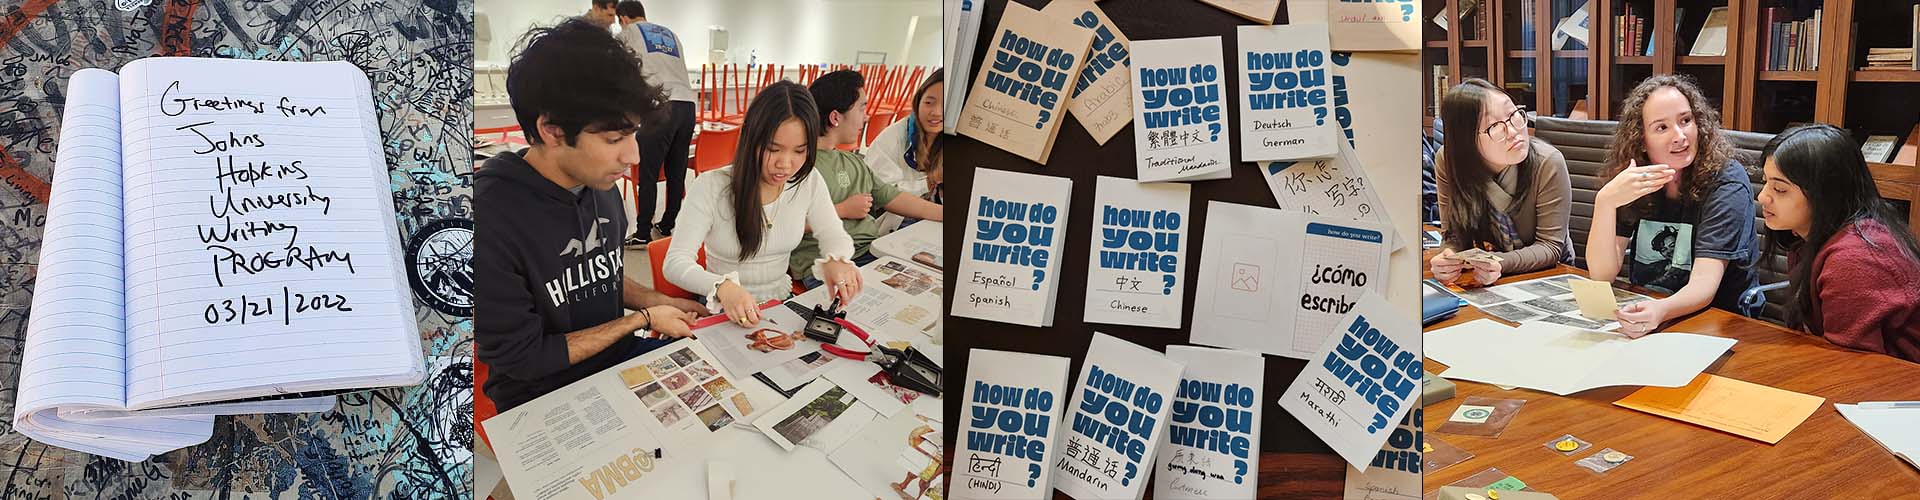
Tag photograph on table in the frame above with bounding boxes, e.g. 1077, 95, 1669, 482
942, 0, 1426, 497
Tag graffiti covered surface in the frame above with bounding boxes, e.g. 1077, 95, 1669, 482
0, 0, 472, 497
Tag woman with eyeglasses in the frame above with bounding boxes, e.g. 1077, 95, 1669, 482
1587, 74, 1758, 338
1756, 124, 1920, 362
1429, 79, 1573, 286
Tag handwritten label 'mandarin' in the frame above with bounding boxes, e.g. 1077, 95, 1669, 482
162, 80, 356, 326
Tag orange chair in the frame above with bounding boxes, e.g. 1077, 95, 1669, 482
474, 125, 526, 146
692, 125, 740, 175
647, 237, 707, 300
475, 359, 496, 448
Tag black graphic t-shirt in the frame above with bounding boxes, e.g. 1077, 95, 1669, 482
1615, 160, 1759, 311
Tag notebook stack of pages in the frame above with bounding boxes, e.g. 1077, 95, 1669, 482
16, 58, 425, 462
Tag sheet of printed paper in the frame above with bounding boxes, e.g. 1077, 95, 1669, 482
751, 378, 878, 453
955, 1, 1095, 164
1154, 346, 1264, 500
1277, 292, 1421, 471
1342, 408, 1422, 500
794, 255, 942, 340
1262, 138, 1400, 250
952, 168, 1072, 327
1130, 36, 1233, 182
1613, 373, 1824, 444
1237, 24, 1339, 161
1199, 0, 1281, 24
485, 338, 748, 500
1085, 176, 1191, 329
690, 303, 815, 377
953, 349, 1072, 500
1043, 0, 1132, 145
1190, 201, 1391, 359
1055, 333, 1186, 500
1286, 0, 1421, 52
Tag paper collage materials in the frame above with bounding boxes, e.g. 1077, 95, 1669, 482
486, 338, 753, 500
1055, 333, 1186, 500
953, 168, 1072, 327
956, 1, 1096, 164
1236, 24, 1338, 161
1154, 346, 1264, 500
694, 302, 817, 377
1191, 201, 1392, 360
1085, 176, 1192, 329
1286, 0, 1421, 52
1425, 320, 1737, 396
1835, 403, 1920, 470
1199, 0, 1282, 24
752, 378, 878, 453
1260, 139, 1399, 250
1130, 36, 1233, 182
1568, 278, 1619, 320
954, 349, 1072, 500
1613, 373, 1824, 444
1277, 292, 1421, 471
1467, 274, 1644, 330
1342, 408, 1423, 500
1043, 0, 1133, 145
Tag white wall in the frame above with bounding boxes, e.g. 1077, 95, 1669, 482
476, 0, 942, 69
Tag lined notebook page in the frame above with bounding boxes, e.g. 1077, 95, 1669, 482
16, 69, 130, 414
118, 58, 419, 409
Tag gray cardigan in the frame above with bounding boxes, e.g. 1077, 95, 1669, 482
1435, 137, 1573, 274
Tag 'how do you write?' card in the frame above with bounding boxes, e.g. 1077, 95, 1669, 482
956, 1, 1095, 164
953, 349, 1073, 500
1278, 292, 1421, 471
1085, 176, 1191, 329
953, 168, 1072, 327
1154, 346, 1264, 500
1042, 0, 1132, 145
1130, 36, 1232, 182
1236, 24, 1338, 162
1190, 201, 1391, 360
1056, 333, 1185, 500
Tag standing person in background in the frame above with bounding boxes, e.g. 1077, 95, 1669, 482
792, 70, 943, 287
664, 81, 863, 327
616, 1, 697, 244
1585, 74, 1758, 337
1429, 79, 1574, 285
1756, 124, 1920, 362
578, 0, 617, 30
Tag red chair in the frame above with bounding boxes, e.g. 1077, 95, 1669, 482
692, 125, 740, 175
475, 359, 496, 448
647, 237, 707, 300
474, 125, 526, 146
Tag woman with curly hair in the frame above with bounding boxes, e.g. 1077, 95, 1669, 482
1585, 74, 1759, 337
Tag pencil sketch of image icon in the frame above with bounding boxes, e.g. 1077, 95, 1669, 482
1231, 262, 1261, 292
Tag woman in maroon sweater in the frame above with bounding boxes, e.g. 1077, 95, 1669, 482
1757, 124, 1920, 362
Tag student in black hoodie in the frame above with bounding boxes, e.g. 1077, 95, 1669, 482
475, 19, 703, 412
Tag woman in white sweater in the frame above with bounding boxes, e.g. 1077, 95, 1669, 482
665, 81, 861, 326
864, 69, 942, 199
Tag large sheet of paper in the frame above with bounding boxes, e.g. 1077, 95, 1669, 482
485, 338, 755, 500
1055, 333, 1185, 500
1835, 404, 1920, 470
1236, 24, 1339, 161
1277, 292, 1421, 471
1285, 0, 1421, 52
1154, 346, 1264, 499
1191, 201, 1391, 359
1043, 0, 1133, 145
953, 349, 1072, 500
1130, 36, 1233, 182
953, 168, 1072, 327
955, 2, 1095, 164
1085, 176, 1191, 329
1425, 320, 1737, 396
1342, 408, 1422, 500
1614, 373, 1824, 444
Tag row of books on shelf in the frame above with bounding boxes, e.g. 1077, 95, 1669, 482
1614, 4, 1654, 57
1430, 65, 1450, 117
1763, 7, 1822, 71
1859, 5, 1918, 72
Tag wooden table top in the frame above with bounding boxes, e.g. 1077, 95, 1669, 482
1423, 265, 1920, 498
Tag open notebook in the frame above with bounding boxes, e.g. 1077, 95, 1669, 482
15, 59, 425, 462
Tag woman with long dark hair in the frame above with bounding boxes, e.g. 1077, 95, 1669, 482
664, 81, 861, 326
1429, 79, 1573, 285
1757, 124, 1920, 362
1586, 74, 1759, 337
866, 69, 944, 200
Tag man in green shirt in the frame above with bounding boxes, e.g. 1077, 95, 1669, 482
792, 70, 943, 284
